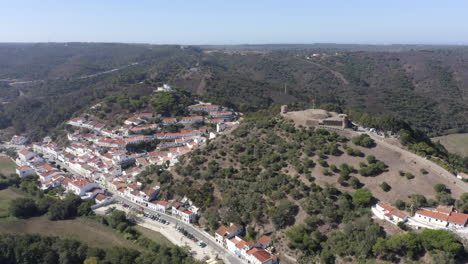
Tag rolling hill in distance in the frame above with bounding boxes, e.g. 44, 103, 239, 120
0, 43, 467, 140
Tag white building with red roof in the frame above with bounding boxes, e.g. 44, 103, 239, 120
246, 247, 278, 264
16, 166, 35, 177
17, 149, 35, 162
148, 200, 170, 213
414, 206, 468, 229
96, 138, 126, 148
128, 124, 158, 135
372, 201, 409, 224
225, 234, 277, 264
215, 223, 244, 246
126, 135, 152, 145
67, 117, 85, 126
209, 111, 234, 119
66, 177, 100, 197
179, 116, 204, 124
95, 193, 110, 204
161, 118, 177, 125
122, 185, 160, 205
188, 104, 220, 112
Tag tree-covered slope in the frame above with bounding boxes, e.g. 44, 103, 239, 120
1, 43, 468, 140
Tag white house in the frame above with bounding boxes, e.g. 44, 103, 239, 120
215, 224, 244, 246
209, 111, 234, 119
179, 209, 196, 223
372, 201, 409, 224
10, 135, 28, 145
148, 200, 170, 213
124, 117, 142, 126
179, 116, 204, 124
156, 84, 174, 92
66, 178, 100, 197
245, 247, 278, 264
15, 166, 35, 177
414, 206, 468, 229
17, 149, 35, 162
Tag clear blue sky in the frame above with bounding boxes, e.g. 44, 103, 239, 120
2, 0, 468, 45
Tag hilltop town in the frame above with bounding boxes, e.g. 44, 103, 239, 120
6, 87, 281, 264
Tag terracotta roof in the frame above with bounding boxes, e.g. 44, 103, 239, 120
416, 209, 449, 221
17, 166, 32, 170
447, 212, 468, 225
257, 235, 272, 246
227, 224, 240, 233
216, 226, 228, 236
377, 202, 395, 212
247, 247, 262, 255
236, 239, 247, 249
95, 193, 107, 201
391, 209, 409, 219
252, 250, 272, 263
19, 149, 32, 155
183, 210, 193, 215
71, 178, 92, 189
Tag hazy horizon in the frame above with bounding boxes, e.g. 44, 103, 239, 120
2, 1, 468, 45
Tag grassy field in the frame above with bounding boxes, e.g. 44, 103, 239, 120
0, 217, 143, 250
0, 188, 26, 218
135, 225, 173, 246
0, 155, 17, 176
432, 133, 468, 157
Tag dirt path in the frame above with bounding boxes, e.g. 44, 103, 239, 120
299, 58, 350, 85
365, 132, 468, 192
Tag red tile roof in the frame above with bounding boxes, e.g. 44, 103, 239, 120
252, 250, 273, 263
416, 209, 449, 221
257, 235, 272, 247
377, 202, 395, 212
216, 226, 228, 236
19, 149, 32, 155
95, 193, 107, 201
448, 212, 468, 225
17, 166, 32, 170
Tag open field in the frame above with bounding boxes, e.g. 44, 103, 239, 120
135, 225, 173, 246
0, 188, 26, 218
0, 155, 16, 176
0, 217, 142, 250
432, 133, 468, 157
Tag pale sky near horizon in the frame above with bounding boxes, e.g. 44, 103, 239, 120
1, 0, 468, 45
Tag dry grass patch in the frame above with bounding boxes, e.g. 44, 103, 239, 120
0, 156, 17, 176
0, 217, 142, 250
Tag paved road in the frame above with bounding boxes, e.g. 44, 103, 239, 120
113, 196, 243, 264
34, 149, 243, 263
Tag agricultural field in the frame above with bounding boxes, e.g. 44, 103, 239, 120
0, 217, 142, 250
0, 155, 16, 176
432, 133, 468, 157
0, 188, 25, 219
